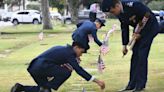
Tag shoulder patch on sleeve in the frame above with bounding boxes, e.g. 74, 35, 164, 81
126, 2, 134, 7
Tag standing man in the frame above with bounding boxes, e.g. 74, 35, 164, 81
72, 18, 105, 53
102, 0, 159, 92
89, 2, 99, 22
11, 43, 105, 92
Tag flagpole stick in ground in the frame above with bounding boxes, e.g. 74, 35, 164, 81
38, 31, 44, 41
97, 25, 116, 75
98, 24, 116, 73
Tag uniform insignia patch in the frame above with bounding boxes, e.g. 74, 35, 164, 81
127, 2, 134, 7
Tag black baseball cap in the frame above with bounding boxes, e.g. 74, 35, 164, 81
95, 18, 106, 27
102, 0, 119, 12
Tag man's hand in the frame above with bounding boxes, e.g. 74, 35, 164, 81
122, 45, 128, 57
100, 45, 109, 55
93, 78, 105, 90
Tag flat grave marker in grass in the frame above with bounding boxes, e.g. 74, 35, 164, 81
70, 68, 98, 92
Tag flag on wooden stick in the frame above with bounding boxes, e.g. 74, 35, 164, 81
101, 24, 116, 55
97, 55, 105, 73
38, 32, 44, 40
128, 12, 150, 50
97, 25, 116, 73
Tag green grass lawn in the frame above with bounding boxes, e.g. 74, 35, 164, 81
0, 20, 163, 92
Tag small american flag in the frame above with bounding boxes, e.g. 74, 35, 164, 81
38, 32, 44, 40
100, 45, 109, 55
97, 55, 105, 73
101, 24, 116, 55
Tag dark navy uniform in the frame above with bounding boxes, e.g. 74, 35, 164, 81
72, 20, 102, 52
159, 20, 164, 33
22, 45, 93, 92
102, 0, 159, 89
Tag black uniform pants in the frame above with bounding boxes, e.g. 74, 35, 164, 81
23, 59, 71, 92
159, 20, 164, 33
160, 16, 163, 22
127, 21, 159, 89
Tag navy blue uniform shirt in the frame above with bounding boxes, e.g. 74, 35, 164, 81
73, 20, 102, 46
117, 0, 158, 45
28, 45, 92, 81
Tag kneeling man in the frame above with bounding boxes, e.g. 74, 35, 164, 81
11, 42, 105, 92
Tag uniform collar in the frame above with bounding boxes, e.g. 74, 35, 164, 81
66, 44, 77, 57
92, 22, 98, 31
120, 3, 124, 13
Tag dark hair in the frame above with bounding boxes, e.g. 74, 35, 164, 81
110, 0, 120, 8
94, 1, 99, 3
72, 42, 83, 48
102, 0, 121, 12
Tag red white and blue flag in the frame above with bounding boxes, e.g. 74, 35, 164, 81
97, 55, 105, 73
101, 24, 116, 55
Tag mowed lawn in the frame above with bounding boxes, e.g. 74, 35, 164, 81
0, 20, 163, 92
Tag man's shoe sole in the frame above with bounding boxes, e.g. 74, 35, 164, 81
10, 83, 22, 92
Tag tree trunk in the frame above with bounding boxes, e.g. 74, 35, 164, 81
22, 0, 25, 10
41, 0, 53, 30
8, 1, 17, 11
67, 0, 80, 24
0, 0, 3, 7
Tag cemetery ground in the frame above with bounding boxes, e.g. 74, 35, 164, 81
0, 20, 164, 92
